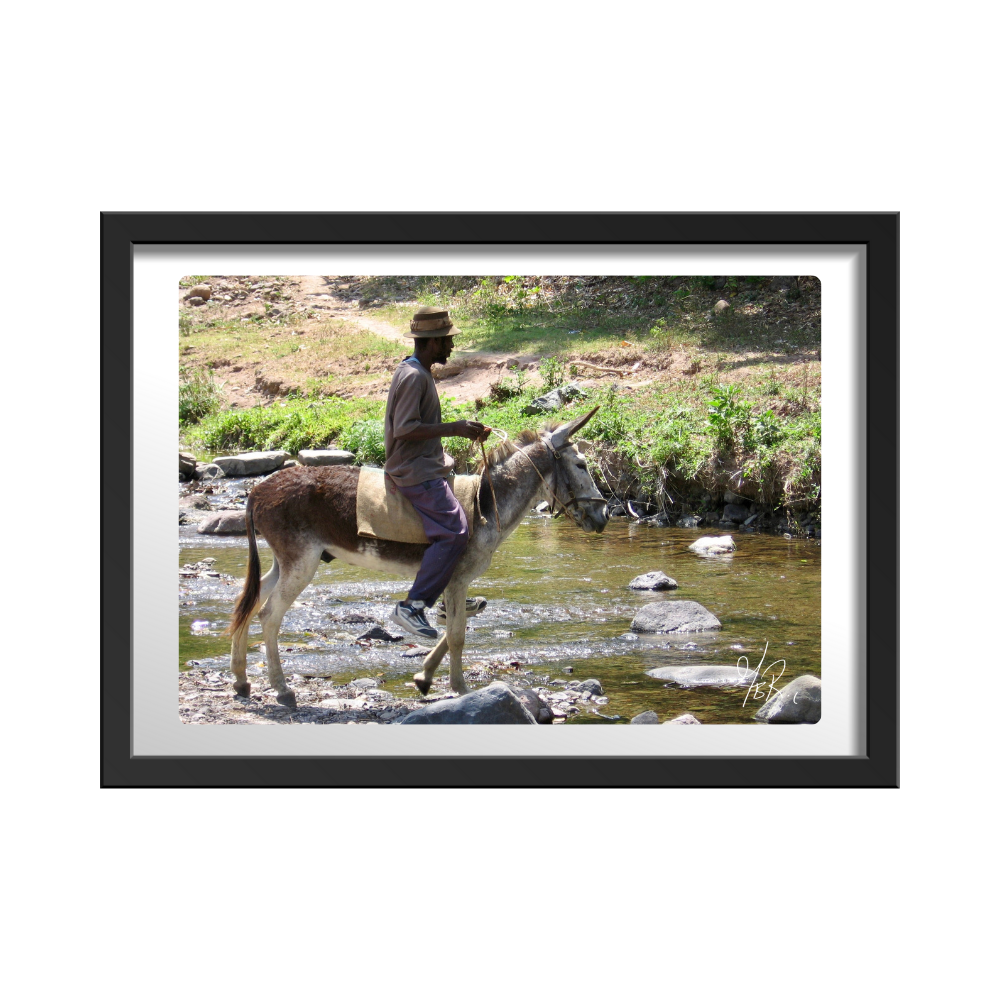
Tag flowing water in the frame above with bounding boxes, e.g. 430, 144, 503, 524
179, 493, 821, 724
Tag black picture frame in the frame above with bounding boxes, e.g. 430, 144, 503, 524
102, 211, 899, 788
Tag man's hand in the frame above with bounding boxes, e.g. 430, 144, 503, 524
453, 420, 490, 442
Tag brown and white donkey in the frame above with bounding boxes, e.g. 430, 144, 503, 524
227, 406, 608, 707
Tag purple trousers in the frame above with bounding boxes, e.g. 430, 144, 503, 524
396, 478, 470, 607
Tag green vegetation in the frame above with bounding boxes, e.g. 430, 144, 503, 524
188, 397, 385, 457
179, 367, 222, 426
179, 274, 821, 518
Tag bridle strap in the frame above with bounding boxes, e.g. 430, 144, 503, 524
502, 435, 601, 519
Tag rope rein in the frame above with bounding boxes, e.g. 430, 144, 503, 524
481, 430, 599, 525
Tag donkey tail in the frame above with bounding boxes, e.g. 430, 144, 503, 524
226, 495, 262, 636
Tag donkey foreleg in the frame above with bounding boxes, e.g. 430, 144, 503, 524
444, 584, 470, 695
413, 634, 450, 696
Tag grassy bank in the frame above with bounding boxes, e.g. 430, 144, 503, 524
183, 378, 820, 519
180, 274, 821, 526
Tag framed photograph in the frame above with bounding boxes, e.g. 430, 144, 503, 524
102, 212, 898, 788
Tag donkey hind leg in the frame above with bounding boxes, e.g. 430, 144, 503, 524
444, 583, 470, 695
413, 634, 449, 696
258, 547, 324, 709
230, 559, 280, 698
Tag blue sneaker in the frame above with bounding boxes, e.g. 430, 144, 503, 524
390, 601, 439, 640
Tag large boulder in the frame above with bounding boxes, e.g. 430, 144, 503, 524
688, 535, 737, 556
197, 511, 248, 535
646, 665, 751, 688
523, 382, 587, 415
179, 452, 198, 479
397, 682, 537, 725
630, 600, 721, 633
298, 449, 356, 466
629, 571, 678, 591
212, 451, 291, 476
754, 675, 821, 724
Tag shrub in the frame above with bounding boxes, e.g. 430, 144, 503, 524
341, 418, 385, 465
539, 356, 566, 390
179, 367, 222, 426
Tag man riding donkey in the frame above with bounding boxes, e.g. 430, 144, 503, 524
385, 305, 491, 640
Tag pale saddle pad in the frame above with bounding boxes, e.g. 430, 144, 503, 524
356, 467, 482, 544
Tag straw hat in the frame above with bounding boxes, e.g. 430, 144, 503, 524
409, 305, 460, 338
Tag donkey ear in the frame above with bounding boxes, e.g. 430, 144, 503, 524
550, 405, 600, 450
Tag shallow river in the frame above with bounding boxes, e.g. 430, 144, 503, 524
179, 505, 821, 725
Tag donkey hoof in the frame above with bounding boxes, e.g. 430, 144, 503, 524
413, 674, 432, 696
276, 691, 297, 709
233, 681, 251, 699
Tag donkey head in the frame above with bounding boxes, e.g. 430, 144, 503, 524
544, 405, 608, 533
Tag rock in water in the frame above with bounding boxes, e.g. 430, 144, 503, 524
630, 601, 721, 633
212, 451, 292, 476
688, 535, 737, 556
397, 682, 537, 724
357, 626, 402, 643
195, 463, 225, 480
664, 714, 702, 725
197, 512, 248, 535
646, 665, 751, 688
629, 571, 678, 591
631, 711, 659, 724
754, 675, 821, 723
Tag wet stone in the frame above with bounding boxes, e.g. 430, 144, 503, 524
689, 535, 737, 555
629, 571, 678, 591
664, 714, 702, 725
754, 675, 821, 724
631, 711, 659, 724
630, 600, 722, 634
647, 665, 753, 688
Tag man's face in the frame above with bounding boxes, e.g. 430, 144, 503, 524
429, 335, 455, 365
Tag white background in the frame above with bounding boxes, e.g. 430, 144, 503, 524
6, 3, 991, 999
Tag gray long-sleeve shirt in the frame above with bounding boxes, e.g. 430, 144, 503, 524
383, 357, 456, 487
